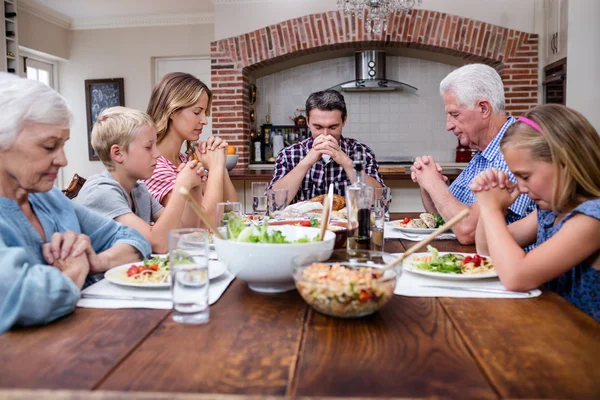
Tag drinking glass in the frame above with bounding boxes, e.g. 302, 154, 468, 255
371, 187, 391, 251
251, 182, 268, 215
267, 189, 288, 218
216, 201, 243, 227
169, 228, 210, 324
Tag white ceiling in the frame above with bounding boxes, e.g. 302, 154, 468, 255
26, 0, 215, 21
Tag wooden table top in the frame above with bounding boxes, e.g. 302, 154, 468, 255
1, 217, 599, 399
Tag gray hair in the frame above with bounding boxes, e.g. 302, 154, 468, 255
0, 72, 72, 151
305, 89, 347, 122
440, 64, 505, 113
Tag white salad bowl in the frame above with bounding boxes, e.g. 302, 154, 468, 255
214, 225, 336, 293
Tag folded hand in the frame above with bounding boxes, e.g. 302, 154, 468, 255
410, 155, 448, 187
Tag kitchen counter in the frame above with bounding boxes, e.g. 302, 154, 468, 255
229, 168, 464, 181
229, 167, 465, 214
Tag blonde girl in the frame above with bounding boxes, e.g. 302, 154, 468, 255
471, 104, 600, 321
145, 72, 238, 227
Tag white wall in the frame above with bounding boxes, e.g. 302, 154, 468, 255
566, 0, 600, 132
256, 55, 457, 161
215, 0, 536, 40
17, 7, 69, 60
58, 24, 214, 184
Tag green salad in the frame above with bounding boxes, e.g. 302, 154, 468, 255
412, 245, 465, 274
225, 214, 321, 244
143, 255, 169, 270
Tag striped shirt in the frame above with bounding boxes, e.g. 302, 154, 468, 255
449, 116, 536, 223
268, 136, 385, 203
144, 153, 188, 204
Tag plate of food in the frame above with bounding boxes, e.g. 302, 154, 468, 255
390, 213, 447, 234
104, 255, 227, 288
402, 246, 498, 280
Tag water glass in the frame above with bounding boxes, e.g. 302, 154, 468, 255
251, 182, 268, 215
371, 187, 391, 251
169, 228, 210, 325
216, 201, 242, 227
267, 189, 288, 218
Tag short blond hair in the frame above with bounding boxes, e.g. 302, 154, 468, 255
91, 106, 155, 170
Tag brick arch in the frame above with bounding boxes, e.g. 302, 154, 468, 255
211, 10, 538, 169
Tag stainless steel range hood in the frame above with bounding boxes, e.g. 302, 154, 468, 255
331, 50, 418, 92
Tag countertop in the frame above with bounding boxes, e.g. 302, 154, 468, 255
228, 167, 464, 181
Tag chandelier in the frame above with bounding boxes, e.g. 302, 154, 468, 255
337, 0, 422, 34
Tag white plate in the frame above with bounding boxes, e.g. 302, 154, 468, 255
388, 220, 449, 235
105, 259, 228, 288
403, 252, 498, 280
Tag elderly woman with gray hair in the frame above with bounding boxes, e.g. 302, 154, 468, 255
0, 73, 151, 333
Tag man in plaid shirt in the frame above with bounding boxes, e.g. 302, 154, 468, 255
411, 64, 535, 245
268, 90, 384, 203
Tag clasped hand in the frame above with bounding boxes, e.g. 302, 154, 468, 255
410, 156, 448, 189
469, 168, 520, 211
194, 136, 228, 171
42, 231, 97, 285
308, 135, 351, 167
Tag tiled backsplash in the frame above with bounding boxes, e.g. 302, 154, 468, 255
255, 55, 459, 162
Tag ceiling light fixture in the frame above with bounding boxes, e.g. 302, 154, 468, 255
337, 0, 422, 34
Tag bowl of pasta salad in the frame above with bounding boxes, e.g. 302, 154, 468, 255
292, 250, 399, 318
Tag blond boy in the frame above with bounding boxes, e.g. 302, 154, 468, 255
76, 106, 204, 253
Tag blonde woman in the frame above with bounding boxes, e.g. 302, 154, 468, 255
145, 72, 238, 228
471, 104, 600, 321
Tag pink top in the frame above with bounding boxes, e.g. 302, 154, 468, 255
144, 153, 188, 204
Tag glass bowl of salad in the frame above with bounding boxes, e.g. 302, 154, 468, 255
292, 250, 399, 318
214, 215, 336, 293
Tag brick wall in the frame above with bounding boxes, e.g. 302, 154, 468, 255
211, 10, 539, 169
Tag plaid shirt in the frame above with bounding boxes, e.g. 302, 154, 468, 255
268, 136, 385, 203
449, 116, 536, 223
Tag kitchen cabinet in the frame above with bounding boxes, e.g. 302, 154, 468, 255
1, 0, 19, 74
544, 0, 568, 66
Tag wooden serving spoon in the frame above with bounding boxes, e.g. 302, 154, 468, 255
384, 208, 470, 270
178, 187, 224, 240
319, 195, 331, 241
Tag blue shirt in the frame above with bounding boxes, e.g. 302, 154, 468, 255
537, 199, 600, 321
0, 187, 151, 334
449, 117, 536, 223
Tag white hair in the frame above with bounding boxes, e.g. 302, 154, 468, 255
0, 72, 72, 151
439, 64, 505, 113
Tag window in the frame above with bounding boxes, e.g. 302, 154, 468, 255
25, 57, 54, 88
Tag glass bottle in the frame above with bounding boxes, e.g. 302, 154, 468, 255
346, 154, 373, 255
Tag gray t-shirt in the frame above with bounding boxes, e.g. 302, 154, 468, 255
75, 170, 163, 224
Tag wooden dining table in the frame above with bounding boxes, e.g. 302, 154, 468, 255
1, 214, 599, 400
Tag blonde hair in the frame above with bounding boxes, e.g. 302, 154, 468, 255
0, 72, 71, 151
501, 104, 600, 212
146, 72, 212, 155
91, 106, 155, 170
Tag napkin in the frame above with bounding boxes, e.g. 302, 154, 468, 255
393, 259, 541, 299
77, 270, 235, 309
384, 223, 457, 241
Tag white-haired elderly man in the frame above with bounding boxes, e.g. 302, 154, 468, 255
410, 64, 535, 245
